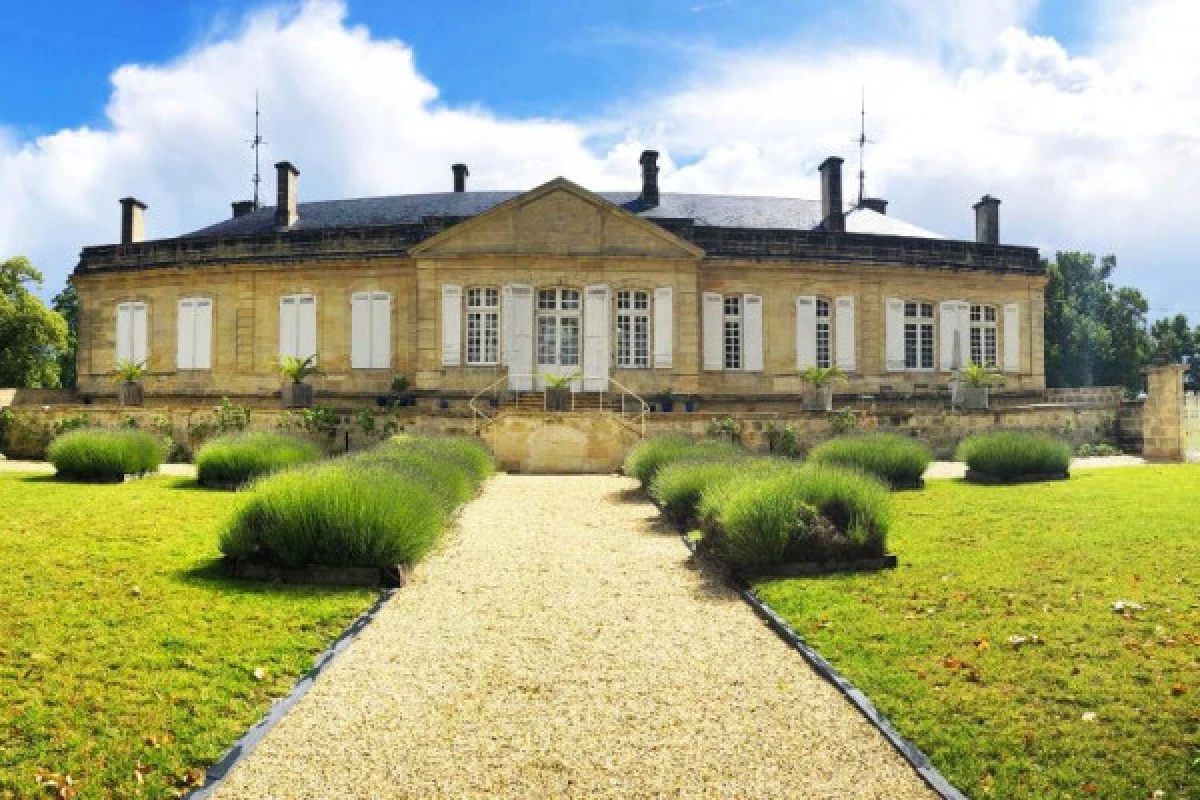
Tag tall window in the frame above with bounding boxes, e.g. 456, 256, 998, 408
904, 302, 935, 370
351, 292, 391, 369
815, 298, 832, 368
466, 288, 500, 365
536, 288, 581, 368
280, 294, 317, 361
177, 297, 212, 370
723, 295, 742, 370
616, 290, 650, 368
115, 301, 148, 367
970, 304, 998, 368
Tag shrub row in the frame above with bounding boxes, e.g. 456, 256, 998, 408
47, 429, 164, 482
218, 436, 492, 569
956, 431, 1072, 480
195, 432, 322, 488
807, 433, 932, 489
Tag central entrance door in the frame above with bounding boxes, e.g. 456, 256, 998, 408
535, 288, 582, 389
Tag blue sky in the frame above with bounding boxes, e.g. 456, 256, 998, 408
1, 0, 1197, 321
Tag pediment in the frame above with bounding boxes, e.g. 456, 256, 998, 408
410, 178, 702, 259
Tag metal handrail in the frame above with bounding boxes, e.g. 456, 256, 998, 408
608, 376, 649, 439
468, 373, 649, 438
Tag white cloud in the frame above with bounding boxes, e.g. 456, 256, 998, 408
1, 0, 1198, 320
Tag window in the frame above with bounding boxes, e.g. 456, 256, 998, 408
280, 294, 317, 361
177, 297, 212, 370
723, 295, 742, 370
115, 301, 148, 367
815, 298, 832, 369
904, 302, 935, 370
536, 288, 581, 368
970, 304, 998, 368
465, 288, 499, 365
351, 292, 390, 369
616, 290, 650, 368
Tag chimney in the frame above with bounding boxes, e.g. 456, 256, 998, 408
231, 200, 256, 219
639, 150, 660, 208
973, 195, 1000, 245
861, 197, 888, 215
818, 157, 844, 233
274, 161, 299, 228
452, 163, 469, 193
119, 197, 147, 244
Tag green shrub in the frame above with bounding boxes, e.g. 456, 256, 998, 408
623, 435, 741, 488
47, 429, 164, 482
650, 459, 747, 523
695, 458, 796, 531
388, 436, 493, 488
195, 432, 322, 488
807, 433, 933, 488
1077, 441, 1122, 457
956, 431, 1072, 479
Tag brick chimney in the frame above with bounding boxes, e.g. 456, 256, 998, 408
231, 200, 256, 218
973, 195, 1000, 245
639, 150, 660, 209
818, 157, 844, 233
275, 161, 299, 228
452, 163, 468, 193
119, 197, 147, 244
861, 197, 888, 215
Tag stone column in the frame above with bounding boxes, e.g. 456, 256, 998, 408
1142, 364, 1186, 461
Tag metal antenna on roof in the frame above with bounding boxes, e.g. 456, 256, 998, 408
249, 92, 268, 209
855, 87, 874, 208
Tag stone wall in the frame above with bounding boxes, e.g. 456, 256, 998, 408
1141, 365, 1186, 461
1044, 386, 1125, 406
1185, 392, 1199, 460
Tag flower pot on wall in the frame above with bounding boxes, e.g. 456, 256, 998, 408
117, 382, 143, 407
803, 387, 833, 412
961, 387, 989, 410
545, 387, 571, 412
282, 382, 314, 409
660, 401, 675, 413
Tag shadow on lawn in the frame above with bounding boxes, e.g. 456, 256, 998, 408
174, 557, 366, 598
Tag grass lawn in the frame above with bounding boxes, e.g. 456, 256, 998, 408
0, 474, 373, 799
757, 465, 1199, 799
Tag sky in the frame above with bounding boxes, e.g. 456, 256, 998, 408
0, 0, 1197, 322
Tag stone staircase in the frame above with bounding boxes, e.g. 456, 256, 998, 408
511, 392, 610, 412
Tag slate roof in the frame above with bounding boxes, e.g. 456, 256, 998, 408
183, 190, 945, 240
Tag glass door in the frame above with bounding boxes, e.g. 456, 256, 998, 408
535, 288, 581, 389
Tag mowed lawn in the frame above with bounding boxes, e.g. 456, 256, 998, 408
757, 465, 1200, 799
0, 474, 372, 799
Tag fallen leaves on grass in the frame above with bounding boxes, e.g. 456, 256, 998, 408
34, 768, 77, 799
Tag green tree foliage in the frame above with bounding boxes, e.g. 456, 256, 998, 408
52, 282, 78, 388
1149, 313, 1200, 389
1043, 252, 1150, 391
0, 257, 68, 388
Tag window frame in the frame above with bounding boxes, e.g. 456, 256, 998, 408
902, 301, 936, 371
815, 297, 832, 369
969, 303, 998, 369
723, 295, 742, 371
615, 289, 651, 369
465, 287, 500, 366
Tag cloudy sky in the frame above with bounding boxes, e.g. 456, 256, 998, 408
1, 0, 1197, 321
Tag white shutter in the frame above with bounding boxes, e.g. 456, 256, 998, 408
702, 292, 723, 371
1003, 303, 1020, 373
371, 293, 391, 369
116, 303, 132, 365
940, 300, 964, 371
131, 302, 148, 367
885, 298, 905, 371
504, 284, 534, 390
653, 287, 673, 369
279, 296, 297, 359
177, 300, 195, 369
795, 296, 816, 370
297, 295, 317, 362
351, 292, 372, 369
441, 284, 462, 366
583, 285, 610, 391
743, 294, 763, 373
835, 296, 856, 371
194, 299, 212, 370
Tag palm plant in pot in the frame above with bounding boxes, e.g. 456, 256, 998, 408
389, 374, 414, 408
543, 371, 578, 412
958, 363, 1004, 410
799, 365, 846, 412
113, 359, 146, 407
279, 355, 319, 408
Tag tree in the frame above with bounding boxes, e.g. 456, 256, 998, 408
0, 256, 69, 387
52, 282, 79, 388
1149, 313, 1200, 390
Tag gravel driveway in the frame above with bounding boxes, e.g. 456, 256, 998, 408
213, 475, 934, 799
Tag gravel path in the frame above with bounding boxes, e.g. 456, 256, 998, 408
924, 454, 1146, 480
213, 475, 933, 799
0, 460, 197, 477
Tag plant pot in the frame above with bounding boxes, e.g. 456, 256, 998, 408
545, 387, 571, 412
281, 382, 314, 408
803, 387, 833, 412
117, 382, 143, 407
961, 387, 989, 410
684, 400, 697, 412
660, 401, 675, 413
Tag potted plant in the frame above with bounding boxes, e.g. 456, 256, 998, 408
543, 371, 578, 412
279, 355, 319, 408
389, 374, 414, 408
655, 389, 677, 413
113, 359, 146, 407
958, 363, 1004, 410
799, 366, 847, 412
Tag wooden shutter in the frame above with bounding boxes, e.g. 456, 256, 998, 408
115, 303, 131, 365
835, 295, 856, 371
131, 302, 148, 367
279, 296, 297, 359
194, 299, 212, 370
296, 295, 317, 363
441, 284, 462, 366
351, 292, 372, 369
583, 285, 610, 391
371, 293, 391, 369
653, 287, 673, 369
503, 284, 533, 390
1003, 303, 1020, 373
743, 294, 763, 372
885, 298, 905, 371
702, 292, 723, 371
795, 296, 816, 370
177, 300, 194, 369
940, 300, 966, 371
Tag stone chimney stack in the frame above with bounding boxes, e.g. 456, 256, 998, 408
639, 150, 660, 209
452, 163, 469, 193
274, 161, 299, 228
819, 157, 845, 233
119, 197, 147, 244
231, 200, 256, 219
973, 195, 1000, 245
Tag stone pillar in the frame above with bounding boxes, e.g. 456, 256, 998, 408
1142, 364, 1186, 461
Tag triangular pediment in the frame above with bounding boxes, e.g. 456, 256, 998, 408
410, 178, 703, 258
